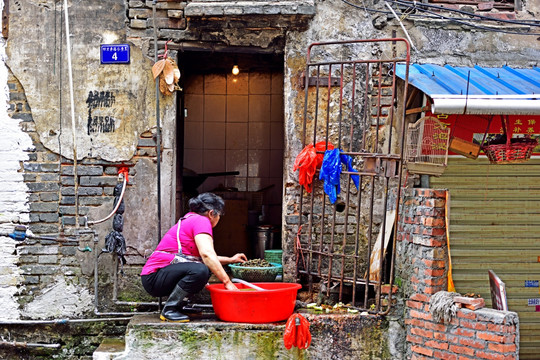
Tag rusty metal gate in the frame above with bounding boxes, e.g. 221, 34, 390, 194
296, 39, 410, 314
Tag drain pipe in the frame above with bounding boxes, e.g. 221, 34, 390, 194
152, 0, 162, 242
63, 0, 79, 227
0, 317, 131, 325
92, 232, 156, 316
0, 340, 61, 349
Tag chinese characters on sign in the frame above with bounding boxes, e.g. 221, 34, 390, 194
100, 44, 130, 64
427, 112, 540, 155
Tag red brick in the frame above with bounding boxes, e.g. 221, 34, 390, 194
432, 189, 447, 198
451, 328, 475, 337
433, 351, 457, 360
503, 325, 516, 333
412, 345, 434, 357
502, 334, 516, 344
407, 300, 423, 309
433, 331, 447, 341
410, 309, 433, 321
457, 311, 477, 320
425, 322, 448, 332
425, 340, 449, 350
425, 268, 445, 277
477, 332, 504, 343
423, 217, 445, 227
458, 356, 476, 360
430, 228, 446, 236
423, 259, 446, 268
411, 327, 434, 338
461, 319, 487, 330
487, 343, 517, 353
407, 334, 424, 344
405, 318, 426, 327
410, 293, 430, 302
425, 286, 443, 294
426, 277, 446, 286
485, 12, 516, 20
487, 324, 504, 332
459, 337, 486, 349
475, 351, 506, 360
449, 345, 475, 356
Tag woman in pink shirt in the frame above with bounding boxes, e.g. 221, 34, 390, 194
141, 193, 247, 322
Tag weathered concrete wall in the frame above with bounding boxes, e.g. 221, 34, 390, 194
122, 313, 389, 360
5, 0, 175, 162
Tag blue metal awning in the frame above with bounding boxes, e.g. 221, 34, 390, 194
395, 64, 540, 115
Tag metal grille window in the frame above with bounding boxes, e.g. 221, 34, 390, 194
296, 39, 410, 314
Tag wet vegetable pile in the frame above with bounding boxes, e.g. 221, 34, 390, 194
237, 259, 273, 267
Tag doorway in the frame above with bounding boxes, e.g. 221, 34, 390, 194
177, 51, 284, 258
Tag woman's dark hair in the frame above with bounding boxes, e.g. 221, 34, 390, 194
189, 192, 225, 215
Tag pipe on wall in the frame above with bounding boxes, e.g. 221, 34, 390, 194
431, 95, 540, 115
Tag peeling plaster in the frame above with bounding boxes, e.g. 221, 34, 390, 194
23, 277, 93, 319
5, 0, 174, 162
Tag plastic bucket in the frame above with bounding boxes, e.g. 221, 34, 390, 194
253, 225, 275, 259
206, 282, 302, 323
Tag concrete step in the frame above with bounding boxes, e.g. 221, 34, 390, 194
120, 312, 387, 360
92, 337, 126, 360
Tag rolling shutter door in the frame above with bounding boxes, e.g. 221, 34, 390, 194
430, 157, 540, 359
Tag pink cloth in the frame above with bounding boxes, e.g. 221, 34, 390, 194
140, 213, 213, 275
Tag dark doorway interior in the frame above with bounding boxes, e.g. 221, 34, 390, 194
176, 51, 284, 258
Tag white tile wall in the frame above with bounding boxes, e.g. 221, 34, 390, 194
187, 70, 284, 208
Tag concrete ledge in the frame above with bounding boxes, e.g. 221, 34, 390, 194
122, 312, 389, 359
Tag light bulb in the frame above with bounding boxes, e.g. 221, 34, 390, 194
232, 65, 239, 76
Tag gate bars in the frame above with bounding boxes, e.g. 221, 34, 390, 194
297, 39, 410, 314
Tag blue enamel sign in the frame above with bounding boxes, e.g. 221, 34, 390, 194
100, 44, 130, 64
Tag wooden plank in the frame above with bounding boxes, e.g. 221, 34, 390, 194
368, 210, 395, 282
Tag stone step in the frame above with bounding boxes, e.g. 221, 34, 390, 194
92, 337, 126, 360
121, 312, 386, 359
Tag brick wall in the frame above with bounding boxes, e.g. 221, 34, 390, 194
396, 188, 519, 360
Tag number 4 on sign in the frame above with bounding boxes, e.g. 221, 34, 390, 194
112, 52, 117, 61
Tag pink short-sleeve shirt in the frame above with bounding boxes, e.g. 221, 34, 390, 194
140, 213, 213, 275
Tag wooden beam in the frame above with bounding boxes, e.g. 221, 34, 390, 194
405, 105, 430, 115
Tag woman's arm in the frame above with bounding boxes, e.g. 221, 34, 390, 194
218, 253, 248, 265
194, 233, 238, 290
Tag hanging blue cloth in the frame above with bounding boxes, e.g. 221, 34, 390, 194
319, 149, 360, 203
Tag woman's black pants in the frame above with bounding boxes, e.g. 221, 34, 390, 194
141, 262, 210, 297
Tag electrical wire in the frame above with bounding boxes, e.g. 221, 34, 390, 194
393, 0, 540, 35
340, 0, 540, 36
391, 0, 540, 27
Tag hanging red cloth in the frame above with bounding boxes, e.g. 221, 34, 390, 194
283, 313, 312, 350
293, 142, 334, 192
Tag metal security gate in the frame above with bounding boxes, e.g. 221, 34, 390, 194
431, 157, 540, 359
296, 39, 410, 314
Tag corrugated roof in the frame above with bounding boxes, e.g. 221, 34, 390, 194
395, 64, 540, 114
395, 63, 540, 96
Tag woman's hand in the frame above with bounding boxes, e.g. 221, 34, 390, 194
224, 281, 239, 291
230, 253, 248, 264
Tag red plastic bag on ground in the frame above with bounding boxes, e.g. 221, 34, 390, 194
293, 142, 334, 192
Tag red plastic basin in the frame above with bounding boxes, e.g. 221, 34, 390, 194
206, 282, 302, 323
